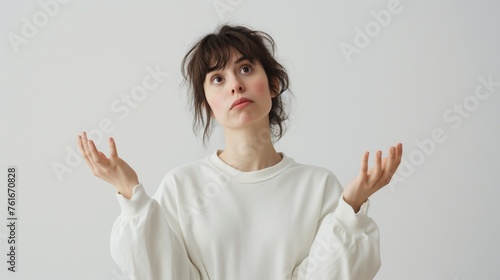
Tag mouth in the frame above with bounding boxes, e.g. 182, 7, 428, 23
231, 98, 253, 110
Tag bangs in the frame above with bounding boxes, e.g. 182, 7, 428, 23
200, 33, 259, 74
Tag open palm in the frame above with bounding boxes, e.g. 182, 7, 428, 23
77, 131, 139, 199
342, 143, 403, 212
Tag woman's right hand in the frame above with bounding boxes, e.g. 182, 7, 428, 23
77, 131, 139, 200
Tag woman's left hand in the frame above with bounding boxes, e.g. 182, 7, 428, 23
342, 143, 403, 213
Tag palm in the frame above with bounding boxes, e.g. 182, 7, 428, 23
342, 143, 403, 212
77, 131, 139, 199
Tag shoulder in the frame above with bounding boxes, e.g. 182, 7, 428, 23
288, 157, 338, 178
152, 156, 211, 200
160, 156, 211, 182
284, 155, 342, 187
282, 157, 344, 207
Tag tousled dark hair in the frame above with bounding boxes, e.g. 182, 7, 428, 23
181, 24, 291, 145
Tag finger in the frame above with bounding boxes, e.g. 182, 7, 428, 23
369, 150, 383, 182
87, 139, 106, 164
384, 146, 397, 172
109, 137, 118, 158
81, 131, 91, 155
82, 132, 96, 159
378, 145, 401, 186
77, 134, 94, 167
396, 143, 403, 166
79, 132, 96, 169
387, 143, 402, 174
76, 134, 85, 155
381, 146, 397, 182
359, 151, 369, 179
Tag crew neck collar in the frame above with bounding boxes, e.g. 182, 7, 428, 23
206, 149, 294, 184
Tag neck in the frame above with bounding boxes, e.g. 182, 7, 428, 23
218, 121, 282, 172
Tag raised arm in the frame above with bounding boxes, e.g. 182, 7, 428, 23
77, 132, 200, 279
292, 143, 403, 280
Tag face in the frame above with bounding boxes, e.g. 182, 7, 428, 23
203, 51, 276, 130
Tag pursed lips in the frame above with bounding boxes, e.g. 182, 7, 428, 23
230, 98, 253, 110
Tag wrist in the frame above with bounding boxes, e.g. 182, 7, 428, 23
342, 193, 364, 213
117, 180, 139, 200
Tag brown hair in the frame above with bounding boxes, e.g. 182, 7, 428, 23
181, 24, 291, 145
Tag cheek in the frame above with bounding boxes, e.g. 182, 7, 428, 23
205, 93, 224, 113
204, 84, 222, 112
254, 79, 273, 111
254, 79, 270, 95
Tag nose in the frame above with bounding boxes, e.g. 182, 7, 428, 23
231, 77, 245, 94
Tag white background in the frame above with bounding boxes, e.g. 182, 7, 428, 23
1, 0, 499, 279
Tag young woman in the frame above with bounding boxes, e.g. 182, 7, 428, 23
77, 25, 402, 280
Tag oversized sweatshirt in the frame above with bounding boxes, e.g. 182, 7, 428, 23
110, 150, 381, 280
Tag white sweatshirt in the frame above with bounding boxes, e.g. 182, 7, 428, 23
110, 150, 381, 280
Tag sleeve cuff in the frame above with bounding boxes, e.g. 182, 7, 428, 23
115, 183, 152, 217
332, 196, 370, 233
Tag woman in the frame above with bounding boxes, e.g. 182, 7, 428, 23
77, 25, 402, 280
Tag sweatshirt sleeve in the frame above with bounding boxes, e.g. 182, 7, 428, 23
292, 176, 381, 280
110, 183, 201, 280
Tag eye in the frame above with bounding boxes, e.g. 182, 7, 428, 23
212, 75, 224, 84
240, 65, 252, 74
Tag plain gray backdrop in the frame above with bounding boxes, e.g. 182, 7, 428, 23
1, 0, 499, 279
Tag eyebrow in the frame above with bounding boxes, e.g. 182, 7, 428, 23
235, 55, 252, 64
206, 55, 253, 75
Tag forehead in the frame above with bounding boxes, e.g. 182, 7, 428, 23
206, 48, 255, 74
